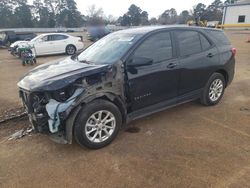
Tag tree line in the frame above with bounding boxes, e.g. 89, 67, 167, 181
0, 0, 239, 28
118, 0, 238, 26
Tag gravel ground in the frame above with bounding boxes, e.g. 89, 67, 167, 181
0, 30, 250, 188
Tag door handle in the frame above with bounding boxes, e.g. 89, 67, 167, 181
207, 53, 214, 58
167, 63, 177, 69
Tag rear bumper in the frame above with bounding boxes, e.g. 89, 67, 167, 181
226, 57, 235, 87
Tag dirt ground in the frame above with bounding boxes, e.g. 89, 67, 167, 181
0, 31, 250, 188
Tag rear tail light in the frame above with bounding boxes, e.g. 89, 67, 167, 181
231, 47, 237, 56
77, 36, 83, 42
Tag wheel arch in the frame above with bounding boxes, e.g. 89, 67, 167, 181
215, 69, 229, 87
65, 92, 126, 144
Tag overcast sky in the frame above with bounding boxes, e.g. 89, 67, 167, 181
28, 0, 216, 18
76, 0, 215, 18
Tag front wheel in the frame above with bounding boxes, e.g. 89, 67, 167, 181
201, 73, 225, 106
74, 99, 122, 149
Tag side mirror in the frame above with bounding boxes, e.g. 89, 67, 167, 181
37, 39, 43, 43
127, 57, 153, 67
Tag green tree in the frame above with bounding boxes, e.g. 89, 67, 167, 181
205, 0, 223, 21
42, 0, 56, 27
56, 0, 84, 27
33, 0, 52, 27
127, 4, 142, 26
149, 17, 158, 25
140, 11, 149, 25
13, 0, 33, 27
158, 8, 178, 25
0, 0, 14, 28
192, 3, 207, 21
178, 10, 191, 24
119, 4, 148, 26
119, 14, 132, 26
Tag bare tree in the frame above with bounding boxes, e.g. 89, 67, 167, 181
87, 4, 104, 18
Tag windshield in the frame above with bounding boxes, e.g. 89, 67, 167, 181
0, 33, 6, 41
78, 32, 142, 64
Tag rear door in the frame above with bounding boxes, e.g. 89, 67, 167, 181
175, 29, 219, 96
126, 31, 179, 111
50, 34, 69, 53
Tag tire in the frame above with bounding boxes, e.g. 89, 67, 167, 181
201, 73, 225, 106
74, 99, 122, 149
66, 45, 76, 55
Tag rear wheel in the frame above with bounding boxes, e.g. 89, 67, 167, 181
66, 45, 76, 55
201, 73, 225, 106
74, 99, 122, 149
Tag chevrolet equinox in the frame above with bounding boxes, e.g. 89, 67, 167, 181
18, 26, 236, 149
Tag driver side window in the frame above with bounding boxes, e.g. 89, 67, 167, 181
41, 36, 49, 42
133, 31, 173, 63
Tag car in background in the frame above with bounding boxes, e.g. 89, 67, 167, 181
87, 26, 111, 41
0, 30, 36, 47
18, 26, 235, 149
10, 33, 84, 56
207, 21, 220, 28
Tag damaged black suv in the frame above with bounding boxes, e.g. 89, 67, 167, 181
18, 26, 235, 149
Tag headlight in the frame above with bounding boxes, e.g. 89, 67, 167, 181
52, 85, 76, 102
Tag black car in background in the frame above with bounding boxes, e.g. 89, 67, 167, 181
18, 26, 236, 149
0, 30, 37, 47
87, 26, 111, 41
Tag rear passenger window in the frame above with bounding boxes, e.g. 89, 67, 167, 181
199, 34, 211, 50
133, 32, 173, 63
176, 31, 202, 56
51, 35, 68, 41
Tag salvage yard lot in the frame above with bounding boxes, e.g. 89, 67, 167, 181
0, 30, 250, 187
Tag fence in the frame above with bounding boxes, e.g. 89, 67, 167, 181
0, 26, 132, 33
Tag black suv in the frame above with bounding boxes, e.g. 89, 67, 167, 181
18, 26, 236, 149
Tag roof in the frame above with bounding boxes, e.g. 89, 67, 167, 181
115, 25, 221, 35
39, 33, 69, 36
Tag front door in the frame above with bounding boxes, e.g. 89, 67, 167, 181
126, 31, 179, 111
34, 35, 52, 55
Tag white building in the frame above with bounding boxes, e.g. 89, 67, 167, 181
222, 0, 250, 28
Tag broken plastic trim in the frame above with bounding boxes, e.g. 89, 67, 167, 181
46, 88, 84, 133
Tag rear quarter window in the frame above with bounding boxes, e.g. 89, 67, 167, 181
206, 30, 231, 47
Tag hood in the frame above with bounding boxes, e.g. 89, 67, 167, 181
18, 57, 111, 92
10, 40, 29, 47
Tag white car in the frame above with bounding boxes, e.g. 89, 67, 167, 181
10, 33, 84, 56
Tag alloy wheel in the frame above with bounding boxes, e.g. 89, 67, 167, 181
67, 46, 75, 55
209, 79, 224, 102
85, 110, 116, 143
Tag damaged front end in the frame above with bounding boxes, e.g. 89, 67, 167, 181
18, 57, 125, 144
19, 85, 84, 143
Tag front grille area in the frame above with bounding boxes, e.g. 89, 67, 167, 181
19, 90, 33, 113
19, 89, 50, 133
